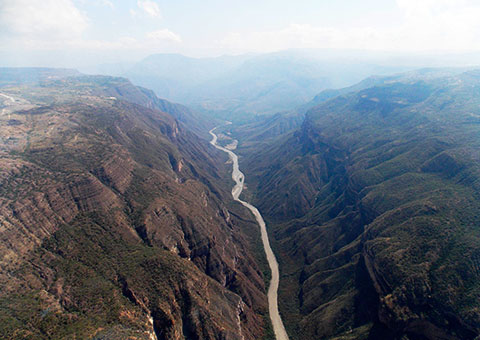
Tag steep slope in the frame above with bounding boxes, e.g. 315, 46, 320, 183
300, 67, 474, 113
238, 70, 480, 339
0, 76, 268, 339
221, 112, 305, 152
43, 75, 213, 136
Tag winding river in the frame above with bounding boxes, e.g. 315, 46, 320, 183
209, 127, 289, 340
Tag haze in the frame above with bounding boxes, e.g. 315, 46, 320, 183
1, 0, 480, 69
3, 1, 480, 339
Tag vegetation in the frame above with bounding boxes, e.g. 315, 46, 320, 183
237, 69, 480, 339
0, 75, 269, 339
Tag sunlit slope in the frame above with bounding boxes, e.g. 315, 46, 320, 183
0, 75, 268, 340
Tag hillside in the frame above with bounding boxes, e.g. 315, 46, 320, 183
236, 70, 480, 339
0, 75, 269, 339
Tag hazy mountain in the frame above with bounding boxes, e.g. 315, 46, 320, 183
0, 67, 81, 87
301, 66, 476, 112
124, 53, 251, 102
123, 50, 413, 122
232, 70, 480, 339
0, 73, 269, 339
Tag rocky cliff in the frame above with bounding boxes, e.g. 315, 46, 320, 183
239, 71, 480, 340
0, 75, 268, 339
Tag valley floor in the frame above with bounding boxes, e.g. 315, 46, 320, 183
210, 127, 289, 340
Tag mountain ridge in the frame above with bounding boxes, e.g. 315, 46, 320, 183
0, 74, 270, 339
120, 51, 413, 122
234, 69, 480, 339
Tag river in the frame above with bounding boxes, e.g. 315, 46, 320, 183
209, 127, 289, 340
0, 93, 16, 117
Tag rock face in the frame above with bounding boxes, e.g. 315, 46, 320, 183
0, 75, 267, 339
239, 71, 480, 340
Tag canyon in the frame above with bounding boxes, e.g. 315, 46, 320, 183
0, 74, 270, 339
1, 67, 480, 340
210, 127, 289, 340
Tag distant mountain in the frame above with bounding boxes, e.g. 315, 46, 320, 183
124, 53, 251, 102
301, 67, 475, 112
0, 67, 81, 87
123, 51, 412, 122
0, 73, 268, 339
235, 70, 480, 339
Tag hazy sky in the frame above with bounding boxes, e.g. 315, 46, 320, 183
1, 0, 480, 67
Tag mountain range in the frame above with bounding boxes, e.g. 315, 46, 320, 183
0, 72, 270, 339
93, 51, 415, 123
1, 61, 480, 340
232, 69, 480, 339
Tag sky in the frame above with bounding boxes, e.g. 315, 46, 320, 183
1, 0, 480, 67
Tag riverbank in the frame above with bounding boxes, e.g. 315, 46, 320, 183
209, 127, 289, 340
